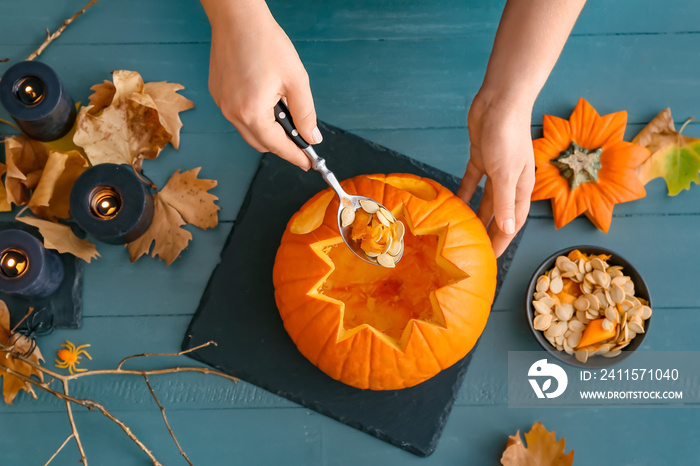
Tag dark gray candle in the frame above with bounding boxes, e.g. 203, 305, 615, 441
0, 229, 64, 298
70, 163, 154, 244
0, 61, 76, 142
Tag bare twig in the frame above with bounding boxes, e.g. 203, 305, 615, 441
144, 374, 193, 466
10, 307, 34, 334
26, 0, 101, 61
117, 340, 217, 370
0, 340, 236, 465
0, 58, 8, 63
62, 380, 88, 465
43, 434, 74, 466
1, 363, 164, 466
0, 117, 20, 131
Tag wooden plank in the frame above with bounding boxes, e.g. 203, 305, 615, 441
3, 33, 698, 136
495, 216, 698, 310
1, 409, 324, 465
2, 302, 691, 415
2, 0, 700, 46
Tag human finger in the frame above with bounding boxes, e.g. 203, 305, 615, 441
285, 73, 322, 145
457, 160, 484, 205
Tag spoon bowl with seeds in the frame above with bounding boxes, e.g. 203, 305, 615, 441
274, 100, 404, 267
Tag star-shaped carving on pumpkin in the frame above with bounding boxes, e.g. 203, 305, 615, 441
316, 208, 468, 351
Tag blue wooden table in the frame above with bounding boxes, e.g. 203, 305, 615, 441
1, 1, 699, 464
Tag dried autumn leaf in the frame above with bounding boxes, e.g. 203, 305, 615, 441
16, 214, 100, 263
501, 422, 574, 466
28, 150, 89, 221
0, 302, 44, 404
158, 168, 219, 229
633, 108, 700, 195
87, 80, 116, 114
4, 136, 49, 205
0, 162, 11, 212
73, 70, 171, 169
143, 81, 194, 150
127, 194, 192, 266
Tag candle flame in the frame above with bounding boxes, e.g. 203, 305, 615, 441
5, 258, 14, 268
24, 85, 37, 98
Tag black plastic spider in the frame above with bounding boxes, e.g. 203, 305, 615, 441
9, 307, 54, 357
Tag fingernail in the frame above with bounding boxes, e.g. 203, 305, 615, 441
312, 127, 323, 144
502, 219, 515, 235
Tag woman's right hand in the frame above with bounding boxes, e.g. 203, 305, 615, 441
202, 0, 321, 169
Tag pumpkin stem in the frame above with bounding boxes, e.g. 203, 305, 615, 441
679, 117, 695, 135
551, 141, 602, 190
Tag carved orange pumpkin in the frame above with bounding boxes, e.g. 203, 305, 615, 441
272, 173, 497, 390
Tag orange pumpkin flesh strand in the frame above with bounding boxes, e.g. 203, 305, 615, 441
531, 98, 649, 232
273, 173, 497, 390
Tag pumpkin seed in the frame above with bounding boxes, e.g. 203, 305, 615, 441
584, 261, 593, 273
547, 321, 568, 338
555, 304, 574, 321
603, 350, 622, 358
536, 276, 550, 294
376, 253, 396, 268
591, 257, 606, 271
533, 291, 549, 300
366, 251, 380, 258
359, 199, 379, 214
611, 275, 630, 287
533, 300, 553, 315
585, 294, 600, 311
556, 256, 578, 273
533, 314, 553, 331
395, 221, 405, 240
568, 320, 585, 332
604, 307, 619, 323
551, 267, 562, 279
340, 207, 356, 227
538, 296, 557, 308
549, 276, 564, 294
575, 350, 589, 364
375, 209, 392, 227
628, 316, 645, 334
387, 239, 402, 256
563, 341, 574, 355
567, 331, 582, 348
610, 284, 625, 304
574, 297, 590, 311
602, 318, 614, 332
640, 305, 652, 320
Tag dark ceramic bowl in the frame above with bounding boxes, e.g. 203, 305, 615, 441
525, 245, 651, 368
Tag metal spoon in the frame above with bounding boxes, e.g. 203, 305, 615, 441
274, 100, 403, 266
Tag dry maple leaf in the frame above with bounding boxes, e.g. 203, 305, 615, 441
501, 422, 574, 466
81, 73, 193, 149
16, 214, 100, 263
3, 136, 50, 206
127, 168, 218, 265
0, 301, 44, 404
0, 162, 11, 212
158, 168, 219, 229
127, 194, 192, 266
143, 81, 194, 150
632, 108, 700, 195
73, 70, 172, 169
28, 150, 89, 221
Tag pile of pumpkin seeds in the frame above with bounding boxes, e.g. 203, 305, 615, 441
341, 199, 405, 268
532, 252, 652, 363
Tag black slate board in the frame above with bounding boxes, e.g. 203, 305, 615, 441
182, 122, 523, 457
1, 222, 82, 331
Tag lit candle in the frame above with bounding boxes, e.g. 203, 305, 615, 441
69, 163, 154, 244
0, 61, 76, 142
0, 230, 64, 298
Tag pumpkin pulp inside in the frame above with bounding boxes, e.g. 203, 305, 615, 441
318, 210, 468, 349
